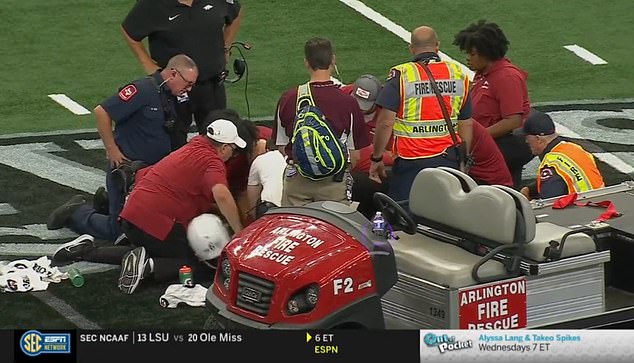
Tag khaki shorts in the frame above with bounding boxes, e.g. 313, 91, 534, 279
282, 165, 351, 207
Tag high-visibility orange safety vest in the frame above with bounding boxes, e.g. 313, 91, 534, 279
537, 141, 605, 195
391, 60, 469, 159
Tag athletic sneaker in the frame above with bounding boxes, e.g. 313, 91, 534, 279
118, 247, 148, 294
46, 195, 87, 230
52, 234, 95, 265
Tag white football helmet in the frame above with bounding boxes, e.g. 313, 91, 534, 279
187, 214, 231, 262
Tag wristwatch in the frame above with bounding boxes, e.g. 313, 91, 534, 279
370, 154, 383, 163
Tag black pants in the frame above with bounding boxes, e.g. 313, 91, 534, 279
495, 133, 535, 189
171, 79, 227, 149
121, 220, 212, 282
351, 171, 389, 220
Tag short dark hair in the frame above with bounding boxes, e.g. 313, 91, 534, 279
453, 20, 509, 61
304, 37, 333, 70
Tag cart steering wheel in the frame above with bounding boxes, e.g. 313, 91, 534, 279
373, 193, 417, 235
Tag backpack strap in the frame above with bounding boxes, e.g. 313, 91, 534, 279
296, 82, 315, 111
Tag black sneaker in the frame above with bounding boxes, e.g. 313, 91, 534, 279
118, 247, 148, 294
93, 186, 109, 215
46, 195, 87, 230
52, 234, 95, 265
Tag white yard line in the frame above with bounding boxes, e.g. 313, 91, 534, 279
338, 0, 474, 80
0, 203, 18, 216
33, 291, 102, 329
48, 94, 91, 115
553, 123, 634, 175
563, 44, 608, 65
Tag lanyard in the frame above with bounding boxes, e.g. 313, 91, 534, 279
552, 193, 621, 222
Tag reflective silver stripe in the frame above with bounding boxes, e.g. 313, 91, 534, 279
403, 79, 465, 99
393, 118, 458, 138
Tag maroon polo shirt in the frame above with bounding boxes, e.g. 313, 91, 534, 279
471, 58, 531, 128
120, 135, 227, 240
468, 122, 514, 187
273, 81, 370, 158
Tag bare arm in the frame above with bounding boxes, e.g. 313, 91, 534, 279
213, 183, 243, 234
223, 8, 244, 49
487, 114, 522, 138
94, 105, 129, 167
121, 25, 159, 75
458, 118, 474, 153
246, 184, 263, 219
372, 109, 395, 158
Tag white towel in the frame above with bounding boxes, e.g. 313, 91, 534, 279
159, 284, 208, 308
0, 256, 67, 293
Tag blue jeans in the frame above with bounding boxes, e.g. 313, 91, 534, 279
69, 166, 124, 241
388, 152, 459, 205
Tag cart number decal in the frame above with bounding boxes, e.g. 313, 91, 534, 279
333, 278, 353, 295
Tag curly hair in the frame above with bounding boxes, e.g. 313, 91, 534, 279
453, 20, 509, 61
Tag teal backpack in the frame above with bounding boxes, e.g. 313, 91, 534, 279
291, 83, 347, 180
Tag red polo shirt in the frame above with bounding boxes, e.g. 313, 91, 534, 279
273, 81, 370, 158
120, 135, 227, 240
468, 122, 513, 187
471, 58, 531, 128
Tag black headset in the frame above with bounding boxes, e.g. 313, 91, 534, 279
225, 41, 252, 120
225, 41, 251, 84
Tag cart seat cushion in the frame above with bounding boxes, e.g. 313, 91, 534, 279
394, 232, 506, 288
436, 167, 478, 191
409, 168, 535, 244
525, 222, 596, 262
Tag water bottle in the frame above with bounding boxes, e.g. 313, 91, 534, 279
372, 211, 385, 236
68, 267, 84, 288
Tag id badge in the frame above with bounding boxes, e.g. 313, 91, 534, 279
176, 93, 189, 103
285, 165, 297, 178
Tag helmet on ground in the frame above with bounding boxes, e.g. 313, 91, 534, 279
187, 214, 230, 261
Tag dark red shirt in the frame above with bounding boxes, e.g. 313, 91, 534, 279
471, 58, 531, 128
225, 126, 272, 194
468, 122, 514, 187
273, 81, 370, 158
120, 135, 227, 240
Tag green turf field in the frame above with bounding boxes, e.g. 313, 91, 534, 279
1, 0, 633, 134
1, 0, 633, 329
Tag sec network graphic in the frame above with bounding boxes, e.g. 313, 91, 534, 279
20, 330, 71, 357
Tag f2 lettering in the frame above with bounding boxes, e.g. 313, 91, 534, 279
333, 277, 353, 295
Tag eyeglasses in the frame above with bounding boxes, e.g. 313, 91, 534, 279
173, 68, 195, 87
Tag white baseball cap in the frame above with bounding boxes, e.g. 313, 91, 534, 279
206, 119, 247, 149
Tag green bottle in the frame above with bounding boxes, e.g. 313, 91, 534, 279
68, 267, 84, 288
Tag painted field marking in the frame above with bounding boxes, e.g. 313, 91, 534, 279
33, 291, 102, 329
563, 44, 608, 65
48, 94, 91, 115
338, 0, 474, 80
0, 203, 18, 216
